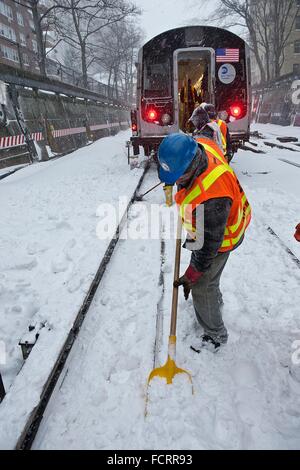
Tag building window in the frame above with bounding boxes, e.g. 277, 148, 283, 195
32, 39, 38, 52
295, 40, 300, 54
17, 12, 24, 27
0, 1, 13, 20
20, 33, 26, 46
29, 20, 35, 31
23, 53, 29, 66
0, 23, 16, 42
0, 44, 19, 63
294, 64, 300, 75
296, 17, 300, 30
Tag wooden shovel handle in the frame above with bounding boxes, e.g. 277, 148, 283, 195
170, 215, 182, 337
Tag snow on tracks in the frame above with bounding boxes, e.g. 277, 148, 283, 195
0, 130, 145, 449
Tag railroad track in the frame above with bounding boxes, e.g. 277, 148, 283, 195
278, 158, 300, 169
0, 164, 28, 181
263, 141, 300, 152
8, 154, 300, 450
15, 163, 151, 450
267, 227, 300, 269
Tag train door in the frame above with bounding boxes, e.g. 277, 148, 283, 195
173, 48, 215, 132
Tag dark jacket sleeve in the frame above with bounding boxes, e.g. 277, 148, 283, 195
190, 197, 232, 272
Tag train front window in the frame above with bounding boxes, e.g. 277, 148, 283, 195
143, 58, 171, 97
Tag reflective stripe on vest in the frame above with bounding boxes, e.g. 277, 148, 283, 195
176, 140, 251, 252
217, 119, 227, 153
221, 204, 251, 249
200, 141, 233, 172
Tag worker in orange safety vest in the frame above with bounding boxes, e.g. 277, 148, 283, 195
158, 126, 251, 351
200, 102, 234, 162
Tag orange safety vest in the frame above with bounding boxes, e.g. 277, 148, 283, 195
217, 119, 228, 153
175, 138, 251, 253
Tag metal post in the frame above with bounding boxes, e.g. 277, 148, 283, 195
0, 372, 5, 403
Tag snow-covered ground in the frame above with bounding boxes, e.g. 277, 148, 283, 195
0, 124, 300, 450
0, 131, 143, 448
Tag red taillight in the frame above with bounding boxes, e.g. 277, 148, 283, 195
147, 109, 158, 121
230, 104, 242, 119
131, 109, 137, 133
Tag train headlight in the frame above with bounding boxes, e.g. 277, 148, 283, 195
162, 113, 171, 125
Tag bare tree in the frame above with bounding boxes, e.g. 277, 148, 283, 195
92, 20, 143, 102
13, 1, 85, 76
205, 0, 267, 83
53, 0, 140, 88
271, 0, 299, 78
201, 0, 299, 84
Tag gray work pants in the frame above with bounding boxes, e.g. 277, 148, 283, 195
191, 251, 230, 344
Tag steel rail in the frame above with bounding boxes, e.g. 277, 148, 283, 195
15, 164, 149, 450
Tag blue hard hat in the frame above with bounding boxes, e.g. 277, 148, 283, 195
158, 133, 198, 185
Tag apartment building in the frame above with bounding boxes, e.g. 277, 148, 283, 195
0, 0, 47, 72
281, 0, 300, 76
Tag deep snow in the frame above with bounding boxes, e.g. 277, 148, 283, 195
1, 124, 300, 450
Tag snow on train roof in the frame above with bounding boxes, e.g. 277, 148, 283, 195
142, 25, 247, 50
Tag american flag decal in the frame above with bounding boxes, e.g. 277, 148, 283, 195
216, 48, 240, 63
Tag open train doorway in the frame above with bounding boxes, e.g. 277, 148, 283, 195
174, 48, 215, 132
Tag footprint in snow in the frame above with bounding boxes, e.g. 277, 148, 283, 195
51, 254, 70, 274
67, 276, 82, 293
27, 242, 48, 255
8, 256, 38, 271
55, 220, 73, 231
63, 239, 77, 261
231, 360, 263, 390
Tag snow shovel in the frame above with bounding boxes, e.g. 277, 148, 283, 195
147, 215, 193, 388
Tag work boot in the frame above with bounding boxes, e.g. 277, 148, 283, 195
191, 334, 221, 354
163, 185, 173, 207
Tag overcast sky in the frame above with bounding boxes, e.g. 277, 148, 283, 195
138, 0, 217, 42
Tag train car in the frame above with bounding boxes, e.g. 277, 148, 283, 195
130, 25, 251, 156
